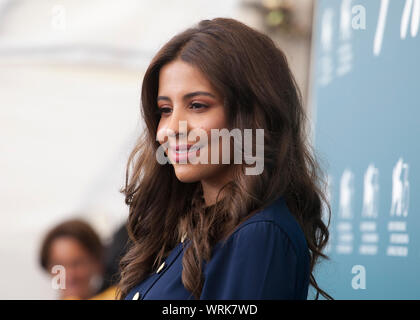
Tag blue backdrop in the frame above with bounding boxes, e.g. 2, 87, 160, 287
310, 0, 420, 299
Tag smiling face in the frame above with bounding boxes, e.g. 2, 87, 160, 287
156, 58, 233, 185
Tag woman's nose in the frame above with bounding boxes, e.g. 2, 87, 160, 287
167, 107, 188, 139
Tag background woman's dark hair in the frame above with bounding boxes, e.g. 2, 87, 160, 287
118, 17, 332, 300
39, 218, 104, 270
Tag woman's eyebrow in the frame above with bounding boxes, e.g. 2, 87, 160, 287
183, 91, 216, 100
157, 96, 171, 102
157, 91, 216, 102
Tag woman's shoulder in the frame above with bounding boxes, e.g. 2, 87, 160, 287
202, 196, 310, 299
227, 196, 309, 258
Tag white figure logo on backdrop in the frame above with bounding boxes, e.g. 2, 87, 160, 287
337, 0, 355, 77
320, 8, 335, 86
362, 164, 380, 219
390, 158, 410, 217
374, 0, 420, 55
339, 168, 355, 219
401, 0, 420, 39
340, 0, 353, 40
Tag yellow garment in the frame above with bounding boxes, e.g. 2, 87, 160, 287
89, 285, 118, 300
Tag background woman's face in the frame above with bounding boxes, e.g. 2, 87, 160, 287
156, 59, 232, 183
48, 237, 101, 299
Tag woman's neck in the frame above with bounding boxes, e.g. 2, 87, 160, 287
200, 166, 234, 206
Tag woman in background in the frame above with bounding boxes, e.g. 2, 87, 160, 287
40, 219, 116, 299
118, 18, 332, 300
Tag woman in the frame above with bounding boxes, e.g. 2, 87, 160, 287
40, 219, 116, 300
118, 17, 331, 300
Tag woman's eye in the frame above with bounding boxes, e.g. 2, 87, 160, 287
190, 102, 207, 110
158, 107, 172, 115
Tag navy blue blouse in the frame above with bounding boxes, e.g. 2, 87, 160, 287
125, 196, 310, 300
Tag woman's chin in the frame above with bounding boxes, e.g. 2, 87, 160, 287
173, 164, 202, 183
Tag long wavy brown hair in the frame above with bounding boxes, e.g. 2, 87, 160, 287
117, 17, 332, 300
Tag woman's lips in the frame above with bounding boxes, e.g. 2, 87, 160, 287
169, 144, 202, 163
